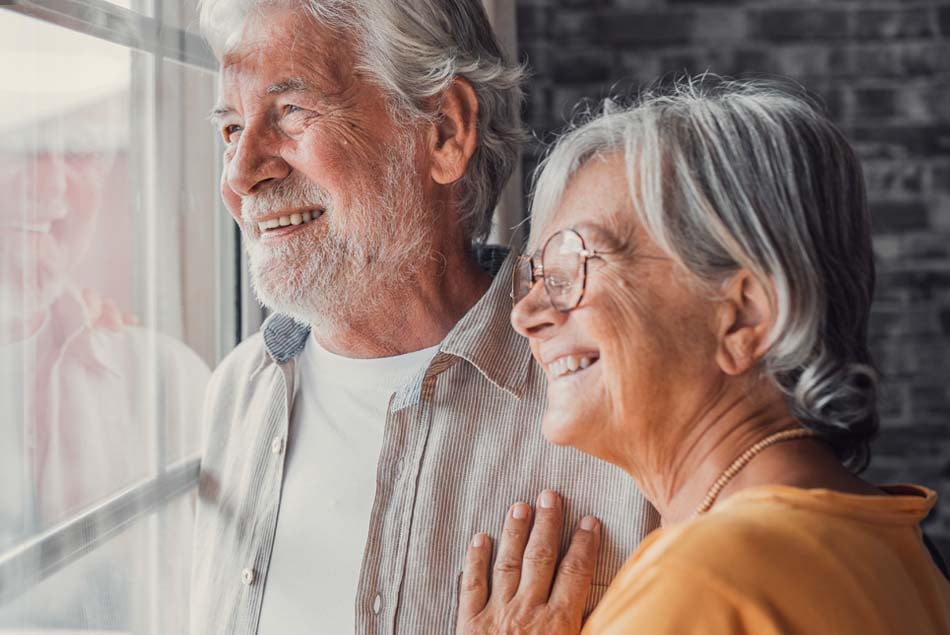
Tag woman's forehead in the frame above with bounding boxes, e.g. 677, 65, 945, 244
530, 157, 635, 251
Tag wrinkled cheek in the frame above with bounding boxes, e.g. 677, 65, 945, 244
595, 294, 649, 423
220, 163, 243, 223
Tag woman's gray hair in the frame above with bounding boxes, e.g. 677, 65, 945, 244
531, 76, 878, 471
199, 0, 525, 242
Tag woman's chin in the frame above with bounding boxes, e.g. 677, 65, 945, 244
540, 407, 590, 448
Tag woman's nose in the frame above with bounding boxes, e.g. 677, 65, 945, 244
510, 278, 567, 339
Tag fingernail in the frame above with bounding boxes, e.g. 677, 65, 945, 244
580, 516, 598, 531
472, 534, 484, 548
539, 490, 557, 509
511, 502, 529, 520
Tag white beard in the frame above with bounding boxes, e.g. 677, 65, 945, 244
0, 232, 67, 327
241, 135, 433, 331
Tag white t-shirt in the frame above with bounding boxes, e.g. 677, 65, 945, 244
257, 334, 439, 635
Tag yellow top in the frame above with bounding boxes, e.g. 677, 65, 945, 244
583, 485, 950, 634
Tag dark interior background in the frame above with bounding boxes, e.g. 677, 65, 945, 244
515, 0, 950, 555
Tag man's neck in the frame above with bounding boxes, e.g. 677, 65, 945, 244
309, 251, 492, 359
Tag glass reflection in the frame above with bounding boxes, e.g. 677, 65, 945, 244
0, 11, 212, 633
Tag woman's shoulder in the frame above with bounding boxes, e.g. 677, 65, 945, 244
644, 483, 935, 570
587, 486, 948, 634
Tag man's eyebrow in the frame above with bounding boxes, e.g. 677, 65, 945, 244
206, 78, 313, 125
265, 77, 312, 95
208, 106, 235, 125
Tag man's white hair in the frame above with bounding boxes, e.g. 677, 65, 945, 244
530, 76, 879, 471
198, 0, 525, 242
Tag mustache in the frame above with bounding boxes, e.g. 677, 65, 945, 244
240, 176, 334, 221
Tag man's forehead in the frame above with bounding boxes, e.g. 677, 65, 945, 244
218, 15, 351, 97
220, 6, 350, 71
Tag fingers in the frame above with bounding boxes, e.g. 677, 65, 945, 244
491, 501, 533, 603
517, 490, 564, 604
458, 533, 492, 626
81, 288, 103, 322
550, 515, 601, 615
81, 288, 136, 331
100, 298, 124, 330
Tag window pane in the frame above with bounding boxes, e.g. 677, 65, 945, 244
0, 10, 212, 556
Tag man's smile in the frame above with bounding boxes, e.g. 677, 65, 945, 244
255, 208, 325, 233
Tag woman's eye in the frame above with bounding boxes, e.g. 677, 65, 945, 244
546, 277, 574, 291
283, 104, 304, 115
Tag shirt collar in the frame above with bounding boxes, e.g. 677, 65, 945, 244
261, 313, 311, 365
436, 252, 533, 399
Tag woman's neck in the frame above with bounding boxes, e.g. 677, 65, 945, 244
627, 379, 853, 526
638, 387, 881, 526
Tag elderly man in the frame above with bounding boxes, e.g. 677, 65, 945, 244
191, 1, 658, 633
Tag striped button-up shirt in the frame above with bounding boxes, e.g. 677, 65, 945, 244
190, 251, 660, 634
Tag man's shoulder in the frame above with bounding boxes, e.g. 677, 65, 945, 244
210, 331, 267, 384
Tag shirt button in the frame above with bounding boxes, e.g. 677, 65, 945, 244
241, 568, 256, 585
372, 593, 382, 615
271, 436, 285, 454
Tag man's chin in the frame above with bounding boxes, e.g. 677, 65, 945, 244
252, 279, 313, 319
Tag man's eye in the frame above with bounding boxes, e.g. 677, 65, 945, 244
223, 125, 243, 142
283, 104, 304, 115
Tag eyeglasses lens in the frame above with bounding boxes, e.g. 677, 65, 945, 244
543, 230, 584, 311
511, 256, 534, 305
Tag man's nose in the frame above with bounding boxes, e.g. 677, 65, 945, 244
225, 124, 290, 197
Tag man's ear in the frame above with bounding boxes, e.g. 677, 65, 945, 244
715, 271, 775, 376
428, 78, 479, 186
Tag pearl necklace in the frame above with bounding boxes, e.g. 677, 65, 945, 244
695, 428, 819, 516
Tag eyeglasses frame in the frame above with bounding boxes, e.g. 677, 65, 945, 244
510, 228, 607, 313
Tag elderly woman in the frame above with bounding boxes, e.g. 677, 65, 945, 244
455, 78, 950, 634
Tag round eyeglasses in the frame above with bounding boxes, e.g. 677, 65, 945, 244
510, 228, 605, 312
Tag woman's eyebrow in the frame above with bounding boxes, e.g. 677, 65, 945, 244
574, 221, 626, 249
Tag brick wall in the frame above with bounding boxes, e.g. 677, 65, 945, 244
517, 0, 950, 554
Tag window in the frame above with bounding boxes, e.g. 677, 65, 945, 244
0, 0, 260, 631
0, 1, 520, 631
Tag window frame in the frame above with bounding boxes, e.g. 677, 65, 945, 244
0, 0, 264, 614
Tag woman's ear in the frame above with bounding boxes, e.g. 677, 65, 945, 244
427, 78, 479, 186
715, 271, 775, 376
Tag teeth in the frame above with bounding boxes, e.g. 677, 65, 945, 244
547, 355, 597, 379
258, 210, 322, 232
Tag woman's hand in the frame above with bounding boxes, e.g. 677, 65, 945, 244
456, 490, 601, 635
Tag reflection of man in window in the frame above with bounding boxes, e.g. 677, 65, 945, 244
0, 102, 210, 630
192, 1, 658, 633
